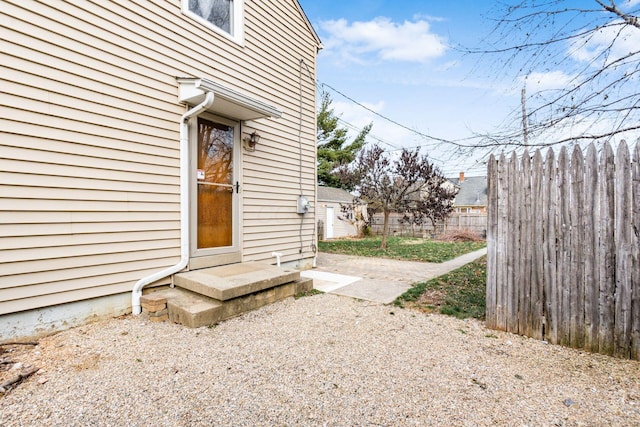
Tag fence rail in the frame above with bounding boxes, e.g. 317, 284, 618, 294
486, 141, 640, 360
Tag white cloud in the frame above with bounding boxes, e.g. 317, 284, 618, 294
412, 13, 447, 23
333, 100, 382, 134
568, 21, 640, 67
623, 0, 640, 9
319, 17, 448, 64
332, 100, 416, 149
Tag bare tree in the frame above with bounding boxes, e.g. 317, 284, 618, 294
342, 145, 457, 249
471, 0, 640, 148
338, 202, 369, 237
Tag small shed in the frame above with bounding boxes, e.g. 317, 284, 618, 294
317, 186, 364, 240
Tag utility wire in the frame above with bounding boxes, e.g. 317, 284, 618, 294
319, 81, 473, 149
334, 116, 450, 164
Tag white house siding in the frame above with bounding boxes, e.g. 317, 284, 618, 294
0, 0, 319, 317
317, 203, 359, 240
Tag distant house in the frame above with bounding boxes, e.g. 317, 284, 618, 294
317, 186, 365, 239
449, 173, 488, 213
1, 1, 321, 338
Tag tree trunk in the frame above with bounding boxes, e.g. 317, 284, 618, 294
381, 210, 390, 249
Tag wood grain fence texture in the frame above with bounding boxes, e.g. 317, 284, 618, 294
486, 141, 640, 360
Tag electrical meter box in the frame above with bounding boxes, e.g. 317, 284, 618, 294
297, 196, 310, 214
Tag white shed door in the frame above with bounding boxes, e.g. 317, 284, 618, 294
326, 207, 334, 239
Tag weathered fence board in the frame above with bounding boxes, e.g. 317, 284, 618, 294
519, 151, 532, 337
614, 142, 632, 359
584, 144, 600, 353
507, 152, 519, 333
570, 146, 585, 349
543, 149, 558, 344
632, 143, 640, 360
557, 147, 571, 347
599, 143, 616, 356
486, 141, 640, 360
486, 155, 498, 330
497, 153, 508, 331
531, 151, 544, 340
369, 212, 488, 237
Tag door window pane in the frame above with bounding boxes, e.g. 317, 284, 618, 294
197, 118, 234, 249
198, 118, 233, 185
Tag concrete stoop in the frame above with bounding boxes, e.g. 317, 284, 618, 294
141, 263, 313, 328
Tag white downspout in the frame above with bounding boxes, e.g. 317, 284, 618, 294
131, 92, 215, 315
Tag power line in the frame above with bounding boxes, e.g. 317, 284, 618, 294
315, 79, 493, 170
334, 117, 451, 164
335, 118, 399, 149
319, 81, 474, 149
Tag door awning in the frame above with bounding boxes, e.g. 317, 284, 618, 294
177, 77, 283, 121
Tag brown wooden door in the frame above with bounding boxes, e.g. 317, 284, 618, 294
196, 117, 235, 249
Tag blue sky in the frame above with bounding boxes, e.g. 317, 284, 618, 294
297, 0, 516, 176
297, 0, 640, 176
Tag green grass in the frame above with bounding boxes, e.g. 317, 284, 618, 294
394, 256, 487, 320
318, 236, 486, 263
294, 289, 324, 299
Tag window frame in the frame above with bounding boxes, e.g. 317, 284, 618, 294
182, 0, 244, 44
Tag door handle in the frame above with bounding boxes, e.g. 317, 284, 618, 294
235, 181, 240, 193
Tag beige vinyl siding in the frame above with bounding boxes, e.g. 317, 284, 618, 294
1, 0, 182, 314
237, 0, 319, 262
1, 0, 319, 314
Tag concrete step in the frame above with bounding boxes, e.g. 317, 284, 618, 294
141, 266, 314, 328
174, 262, 300, 301
145, 287, 223, 328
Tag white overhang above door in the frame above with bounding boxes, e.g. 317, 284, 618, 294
177, 77, 283, 121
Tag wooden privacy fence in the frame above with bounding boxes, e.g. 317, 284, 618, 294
486, 141, 640, 360
370, 212, 487, 237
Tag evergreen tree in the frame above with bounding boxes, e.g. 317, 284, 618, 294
317, 92, 371, 189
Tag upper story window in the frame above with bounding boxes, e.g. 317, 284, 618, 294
183, 0, 244, 43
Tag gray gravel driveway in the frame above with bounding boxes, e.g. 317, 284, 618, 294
1, 292, 639, 426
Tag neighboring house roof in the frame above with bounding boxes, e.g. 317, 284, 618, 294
317, 186, 358, 203
449, 176, 488, 206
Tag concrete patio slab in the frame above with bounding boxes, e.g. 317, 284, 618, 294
299, 270, 361, 293
307, 247, 487, 304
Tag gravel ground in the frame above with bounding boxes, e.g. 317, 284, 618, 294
1, 293, 639, 426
